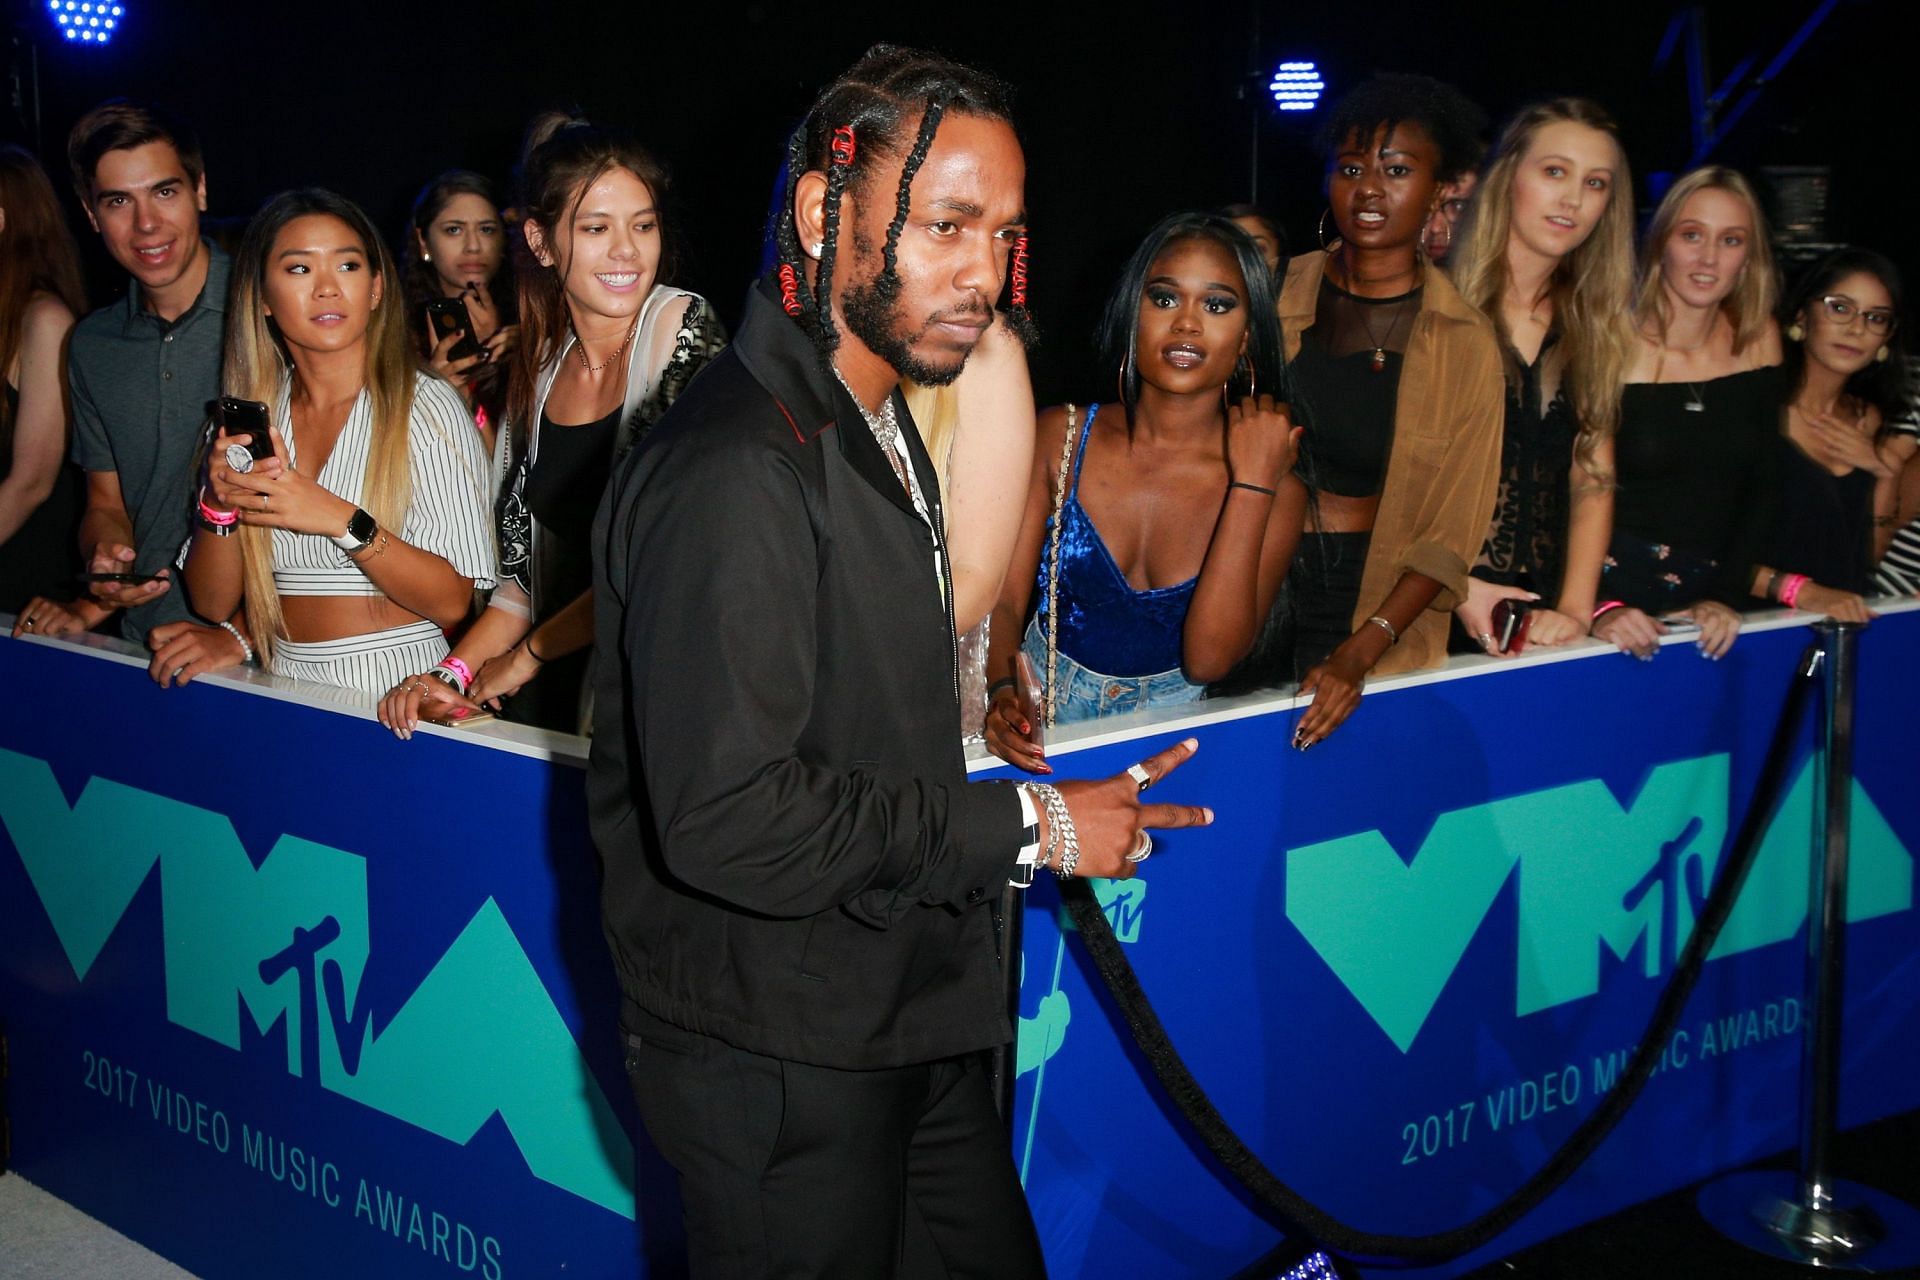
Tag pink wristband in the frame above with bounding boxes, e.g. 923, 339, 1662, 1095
1590, 600, 1626, 623
435, 656, 474, 692
1778, 574, 1809, 609
198, 495, 238, 526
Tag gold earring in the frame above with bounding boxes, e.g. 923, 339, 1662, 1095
422, 251, 431, 263
1787, 322, 1805, 342
1877, 345, 1890, 363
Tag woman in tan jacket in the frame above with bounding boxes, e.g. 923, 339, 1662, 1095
1278, 74, 1504, 749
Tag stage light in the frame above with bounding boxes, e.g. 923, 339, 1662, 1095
1270, 61, 1325, 113
48, 0, 123, 45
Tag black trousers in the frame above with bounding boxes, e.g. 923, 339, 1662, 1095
624, 1010, 1046, 1279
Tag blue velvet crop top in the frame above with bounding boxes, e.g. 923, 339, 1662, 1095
1033, 404, 1198, 678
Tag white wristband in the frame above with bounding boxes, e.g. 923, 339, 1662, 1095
217, 620, 255, 664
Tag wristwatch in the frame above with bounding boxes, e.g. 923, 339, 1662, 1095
330, 507, 378, 555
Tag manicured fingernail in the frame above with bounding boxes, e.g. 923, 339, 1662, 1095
1202, 807, 1215, 823
1182, 737, 1199, 751
1018, 721, 1030, 734
452, 708, 469, 719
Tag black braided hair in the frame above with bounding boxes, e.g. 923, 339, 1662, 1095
1319, 72, 1489, 184
770, 44, 1031, 356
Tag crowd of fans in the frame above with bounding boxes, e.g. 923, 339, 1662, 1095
2, 76, 1913, 762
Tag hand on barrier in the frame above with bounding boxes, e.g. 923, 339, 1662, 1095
1293, 646, 1368, 749
1790, 582, 1875, 626
1671, 599, 1741, 659
146, 621, 247, 687
1525, 607, 1586, 647
985, 686, 1048, 774
379, 672, 481, 740
1049, 738, 1212, 880
11, 595, 112, 638
1591, 604, 1663, 660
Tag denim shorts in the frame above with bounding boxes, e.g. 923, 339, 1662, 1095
1022, 618, 1204, 725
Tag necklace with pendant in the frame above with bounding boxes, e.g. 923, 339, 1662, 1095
1354, 295, 1412, 372
1683, 383, 1706, 413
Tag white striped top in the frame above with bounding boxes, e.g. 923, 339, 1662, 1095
272, 372, 497, 596
1874, 356, 1920, 595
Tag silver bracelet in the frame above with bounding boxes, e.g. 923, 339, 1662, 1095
217, 620, 254, 664
1034, 784, 1081, 879
1365, 614, 1399, 645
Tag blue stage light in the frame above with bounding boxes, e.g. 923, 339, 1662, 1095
1270, 61, 1326, 113
48, 0, 123, 45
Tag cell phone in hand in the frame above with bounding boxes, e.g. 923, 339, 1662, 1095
79, 571, 166, 585
218, 397, 274, 473
1491, 598, 1533, 653
425, 297, 485, 362
1657, 613, 1703, 635
417, 703, 495, 728
1014, 651, 1046, 750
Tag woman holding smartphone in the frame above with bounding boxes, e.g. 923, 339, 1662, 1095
1446, 99, 1637, 656
982, 211, 1302, 769
185, 188, 496, 694
380, 116, 725, 737
402, 170, 519, 455
1592, 167, 1784, 659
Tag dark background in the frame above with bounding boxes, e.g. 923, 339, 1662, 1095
4, 0, 1899, 399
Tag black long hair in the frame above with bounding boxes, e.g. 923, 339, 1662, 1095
1781, 247, 1908, 433
400, 169, 517, 341
1098, 212, 1292, 435
769, 43, 1033, 356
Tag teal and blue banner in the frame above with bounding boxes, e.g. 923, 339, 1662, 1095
994, 612, 1920, 1278
2, 611, 1916, 1278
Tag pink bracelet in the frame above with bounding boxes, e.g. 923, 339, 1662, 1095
1590, 600, 1626, 623
435, 656, 474, 693
198, 494, 238, 526
1778, 574, 1810, 609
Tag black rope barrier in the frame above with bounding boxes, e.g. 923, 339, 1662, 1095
1056, 643, 1821, 1267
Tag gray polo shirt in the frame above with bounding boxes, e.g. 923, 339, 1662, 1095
69, 242, 230, 644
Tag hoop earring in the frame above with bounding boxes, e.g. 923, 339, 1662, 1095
1230, 354, 1255, 401
1786, 322, 1805, 342
1317, 208, 1336, 252
1117, 348, 1135, 404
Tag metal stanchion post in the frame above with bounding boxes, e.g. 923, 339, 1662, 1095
1699, 621, 1920, 1269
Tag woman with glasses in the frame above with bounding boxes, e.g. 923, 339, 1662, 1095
1745, 249, 1912, 620
1590, 166, 1784, 660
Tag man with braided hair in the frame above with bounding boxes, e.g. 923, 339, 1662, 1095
589, 44, 1212, 1277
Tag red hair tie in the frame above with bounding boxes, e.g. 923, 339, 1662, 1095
830, 125, 857, 168
1010, 234, 1031, 309
777, 263, 803, 317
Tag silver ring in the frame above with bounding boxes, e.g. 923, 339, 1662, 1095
1126, 762, 1152, 792
22, 617, 35, 629
1477, 632, 1494, 648
1125, 831, 1153, 864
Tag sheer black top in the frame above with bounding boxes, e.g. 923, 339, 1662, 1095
1474, 331, 1581, 599
1292, 278, 1422, 498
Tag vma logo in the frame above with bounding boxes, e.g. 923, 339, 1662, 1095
1287, 754, 1913, 1053
0, 748, 633, 1217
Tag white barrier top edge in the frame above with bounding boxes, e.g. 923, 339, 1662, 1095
6, 599, 1913, 775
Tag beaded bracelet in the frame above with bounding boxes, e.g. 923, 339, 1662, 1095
217, 620, 254, 664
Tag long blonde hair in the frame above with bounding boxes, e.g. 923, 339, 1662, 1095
1633, 165, 1777, 356
1451, 98, 1636, 476
224, 189, 417, 659
902, 382, 959, 500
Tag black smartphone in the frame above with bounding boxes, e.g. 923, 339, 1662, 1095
1491, 598, 1533, 654
218, 397, 274, 473
79, 571, 166, 585
426, 297, 485, 362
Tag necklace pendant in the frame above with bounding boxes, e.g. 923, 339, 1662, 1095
1370, 347, 1386, 372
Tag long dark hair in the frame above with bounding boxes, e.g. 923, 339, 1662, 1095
1099, 212, 1291, 435
769, 43, 1033, 358
401, 169, 516, 338
1781, 247, 1907, 432
0, 145, 87, 427
509, 114, 674, 429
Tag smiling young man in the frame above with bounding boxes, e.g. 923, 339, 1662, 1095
11, 102, 243, 684
589, 45, 1209, 1278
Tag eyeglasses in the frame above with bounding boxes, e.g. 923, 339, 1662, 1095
1818, 294, 1898, 336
